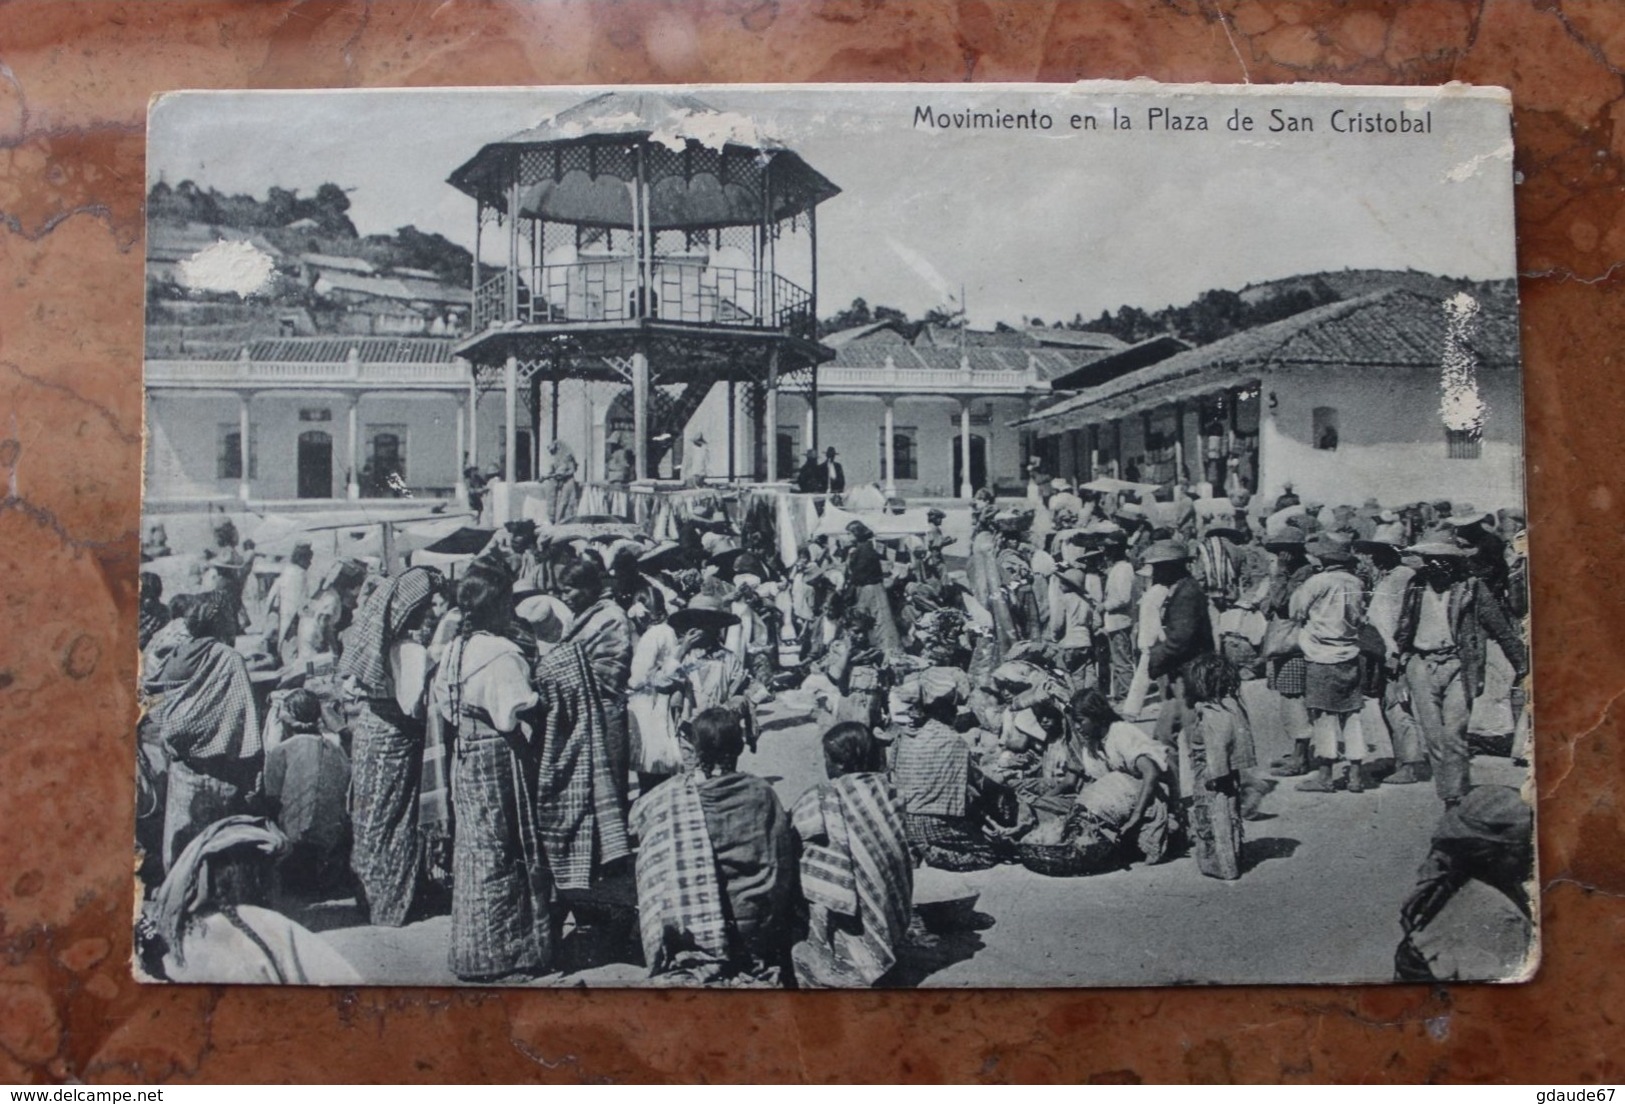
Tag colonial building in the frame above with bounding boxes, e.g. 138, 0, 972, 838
1017, 284, 1524, 509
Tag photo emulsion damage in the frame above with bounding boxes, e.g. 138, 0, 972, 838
134, 83, 1534, 989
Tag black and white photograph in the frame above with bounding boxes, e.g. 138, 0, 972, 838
134, 82, 1533, 989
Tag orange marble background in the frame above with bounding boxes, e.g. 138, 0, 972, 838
0, 0, 1619, 1083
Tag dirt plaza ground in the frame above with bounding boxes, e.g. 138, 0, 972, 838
302, 694, 1528, 990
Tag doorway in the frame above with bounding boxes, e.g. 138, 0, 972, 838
952, 433, 986, 494
297, 430, 333, 499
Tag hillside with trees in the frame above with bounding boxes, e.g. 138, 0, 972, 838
147, 179, 475, 287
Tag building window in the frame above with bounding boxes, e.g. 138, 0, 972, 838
1446, 428, 1482, 460
879, 427, 918, 481
366, 425, 407, 495
1312, 406, 1339, 451
217, 424, 258, 480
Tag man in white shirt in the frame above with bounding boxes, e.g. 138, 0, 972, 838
1101, 535, 1137, 702
261, 541, 313, 656
1289, 534, 1368, 793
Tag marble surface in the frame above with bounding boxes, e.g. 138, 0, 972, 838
0, 0, 1620, 1083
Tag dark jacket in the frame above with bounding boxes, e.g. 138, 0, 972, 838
1148, 575, 1212, 681
1394, 576, 1527, 702
795, 458, 826, 494
826, 460, 846, 494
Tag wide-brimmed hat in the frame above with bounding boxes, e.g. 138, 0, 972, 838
516, 593, 572, 642
1141, 538, 1192, 565
1307, 533, 1357, 564
638, 540, 686, 572
667, 593, 739, 634
1406, 525, 1472, 558
1446, 503, 1492, 527
706, 547, 746, 578
1433, 784, 1532, 848
1263, 524, 1307, 550
1057, 566, 1090, 591
992, 510, 1033, 533
1112, 501, 1148, 526
926, 507, 946, 522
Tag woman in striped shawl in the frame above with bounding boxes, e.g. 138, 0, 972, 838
339, 566, 443, 927
791, 722, 913, 988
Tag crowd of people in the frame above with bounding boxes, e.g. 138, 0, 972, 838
132, 470, 1534, 987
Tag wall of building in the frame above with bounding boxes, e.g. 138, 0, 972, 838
1260, 365, 1525, 510
773, 393, 1032, 497
147, 390, 466, 501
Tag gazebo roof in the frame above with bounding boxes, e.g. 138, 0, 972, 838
447, 91, 840, 229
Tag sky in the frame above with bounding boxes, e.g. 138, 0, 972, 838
149, 84, 1518, 329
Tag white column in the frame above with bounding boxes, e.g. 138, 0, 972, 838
959, 399, 973, 499
453, 392, 467, 505
504, 355, 518, 488
764, 349, 780, 482
346, 398, 360, 500
466, 371, 479, 470
805, 396, 815, 447
882, 397, 897, 496
237, 392, 252, 502
631, 346, 649, 482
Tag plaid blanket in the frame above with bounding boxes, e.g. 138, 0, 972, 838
791, 773, 912, 985
150, 638, 260, 763
532, 642, 631, 891
629, 773, 729, 975
891, 721, 970, 818
339, 568, 438, 699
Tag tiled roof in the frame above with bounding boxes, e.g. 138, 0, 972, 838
827, 343, 1093, 380
1021, 286, 1519, 426
243, 336, 457, 363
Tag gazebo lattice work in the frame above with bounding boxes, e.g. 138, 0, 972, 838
449, 91, 839, 485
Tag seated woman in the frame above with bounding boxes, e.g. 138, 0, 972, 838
1067, 689, 1174, 865
890, 668, 1008, 872
142, 816, 360, 985
629, 708, 797, 986
261, 688, 352, 895
791, 722, 914, 988
1395, 785, 1534, 982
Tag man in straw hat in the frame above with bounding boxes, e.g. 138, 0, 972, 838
1051, 563, 1102, 683
1143, 539, 1211, 686
1100, 529, 1138, 702
1393, 527, 1528, 806
1290, 533, 1370, 793
1355, 525, 1428, 785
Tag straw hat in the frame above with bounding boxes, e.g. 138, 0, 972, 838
1263, 524, 1307, 551
1307, 532, 1357, 565
1057, 566, 1090, 592
1141, 539, 1193, 565
1447, 503, 1493, 527
667, 593, 740, 634
1406, 526, 1472, 558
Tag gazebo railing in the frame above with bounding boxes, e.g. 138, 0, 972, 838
473, 260, 814, 338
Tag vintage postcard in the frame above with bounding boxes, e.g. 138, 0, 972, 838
135, 82, 1533, 988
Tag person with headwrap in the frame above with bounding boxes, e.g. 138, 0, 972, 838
630, 707, 796, 985
890, 666, 1008, 871
790, 722, 912, 988
284, 557, 367, 673
144, 593, 262, 871
339, 566, 444, 926
540, 438, 580, 524
556, 557, 634, 810
842, 520, 904, 661
1395, 785, 1534, 981
261, 688, 351, 894
141, 816, 359, 985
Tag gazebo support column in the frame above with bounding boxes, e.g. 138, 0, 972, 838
764, 348, 780, 482
727, 379, 738, 481
453, 392, 467, 505
465, 371, 478, 470
504, 355, 518, 520
631, 345, 649, 482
